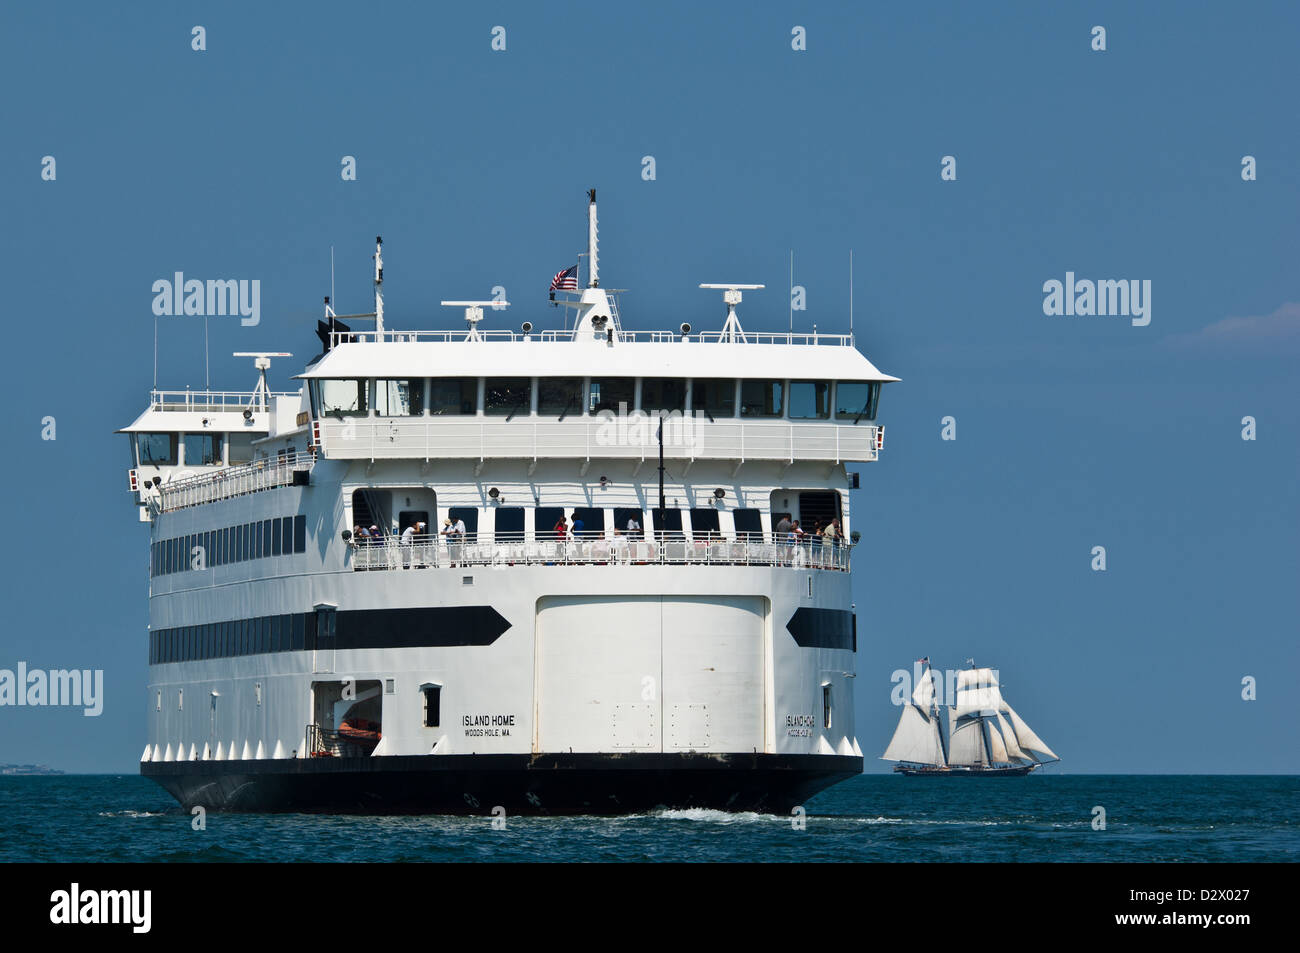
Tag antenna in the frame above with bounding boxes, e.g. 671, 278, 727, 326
441, 300, 509, 341
373, 236, 384, 333
789, 250, 793, 334
204, 315, 210, 389
849, 249, 854, 337
587, 189, 599, 288
330, 245, 336, 310
233, 352, 293, 412
699, 284, 764, 343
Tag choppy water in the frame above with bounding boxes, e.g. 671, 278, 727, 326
3, 774, 1295, 862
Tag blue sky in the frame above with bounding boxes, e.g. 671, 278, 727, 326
1, 1, 1295, 773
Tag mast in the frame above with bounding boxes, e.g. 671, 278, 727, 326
930, 665, 948, 765
373, 236, 384, 333
587, 189, 599, 288
657, 414, 666, 539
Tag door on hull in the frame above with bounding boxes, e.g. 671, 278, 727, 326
534, 596, 766, 754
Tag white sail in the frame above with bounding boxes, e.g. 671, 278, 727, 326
985, 718, 1009, 763
995, 712, 1029, 761
910, 666, 935, 709
882, 705, 943, 765
955, 667, 1003, 717
1001, 702, 1059, 762
947, 712, 986, 766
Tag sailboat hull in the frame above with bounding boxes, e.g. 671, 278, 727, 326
893, 763, 1038, 777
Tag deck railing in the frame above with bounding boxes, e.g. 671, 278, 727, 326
153, 451, 316, 512
348, 532, 851, 572
148, 388, 298, 413
331, 329, 855, 347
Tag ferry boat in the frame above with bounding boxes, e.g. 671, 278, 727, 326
122, 191, 898, 814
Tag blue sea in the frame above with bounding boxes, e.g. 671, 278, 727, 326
2, 774, 1295, 862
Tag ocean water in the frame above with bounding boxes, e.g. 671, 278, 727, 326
2, 774, 1294, 862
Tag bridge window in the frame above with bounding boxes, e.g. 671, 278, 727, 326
319, 379, 368, 417
184, 432, 224, 466
740, 380, 783, 417
589, 378, 634, 414
538, 377, 582, 417
641, 378, 685, 414
485, 378, 530, 416
691, 379, 735, 419
376, 379, 424, 416
429, 378, 476, 415
138, 433, 178, 466
733, 508, 763, 541
228, 432, 257, 464
494, 507, 524, 542
835, 381, 881, 422
789, 381, 830, 419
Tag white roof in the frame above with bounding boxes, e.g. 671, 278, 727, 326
297, 340, 900, 382
117, 409, 273, 434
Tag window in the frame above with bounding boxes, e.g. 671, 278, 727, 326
570, 507, 604, 539
319, 379, 368, 416
261, 519, 273, 558
641, 378, 685, 413
294, 514, 306, 553
652, 508, 683, 539
376, 379, 424, 416
281, 518, 293, 554
271, 518, 282, 556
835, 381, 881, 422
689, 507, 720, 538
536, 507, 565, 541
138, 433, 178, 465
428, 378, 476, 415
823, 683, 833, 729
589, 378, 634, 414
740, 380, 783, 417
422, 684, 442, 728
494, 507, 524, 542
537, 378, 582, 417
447, 507, 478, 542
228, 432, 257, 464
691, 379, 735, 419
613, 507, 644, 537
789, 381, 831, 419
291, 613, 305, 651
484, 378, 531, 416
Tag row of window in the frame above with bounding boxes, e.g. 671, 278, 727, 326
313, 377, 883, 422
150, 612, 314, 664
379, 503, 768, 540
152, 514, 307, 576
135, 431, 260, 468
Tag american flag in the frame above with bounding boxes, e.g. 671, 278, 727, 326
917, 656, 929, 665
550, 265, 578, 291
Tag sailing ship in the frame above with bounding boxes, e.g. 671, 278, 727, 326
882, 661, 1059, 776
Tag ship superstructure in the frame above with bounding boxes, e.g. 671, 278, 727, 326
121, 192, 898, 813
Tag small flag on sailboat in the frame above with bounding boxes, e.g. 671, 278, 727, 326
550, 265, 578, 291
917, 656, 929, 665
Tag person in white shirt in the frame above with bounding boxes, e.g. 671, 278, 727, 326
400, 522, 416, 568
626, 516, 640, 539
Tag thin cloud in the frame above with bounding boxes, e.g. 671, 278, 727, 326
1164, 302, 1300, 354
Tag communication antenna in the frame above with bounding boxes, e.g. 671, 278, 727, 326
849, 249, 854, 337
789, 250, 794, 333
441, 300, 510, 341
233, 352, 293, 412
699, 283, 764, 343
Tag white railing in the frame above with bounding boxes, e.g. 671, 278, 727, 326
153, 451, 316, 512
148, 389, 298, 413
349, 533, 852, 572
331, 329, 855, 347
317, 416, 879, 463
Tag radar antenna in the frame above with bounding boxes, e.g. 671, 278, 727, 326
232, 352, 293, 413
699, 283, 765, 343
441, 300, 510, 342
